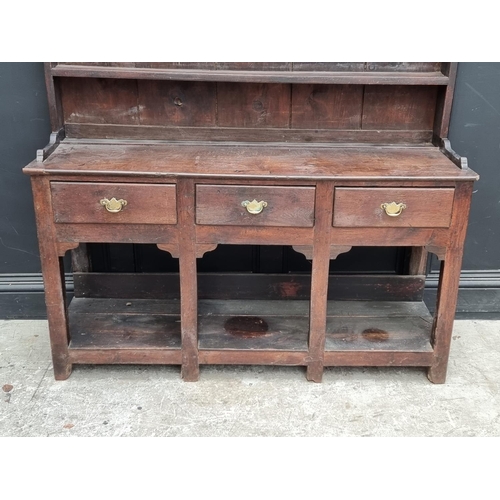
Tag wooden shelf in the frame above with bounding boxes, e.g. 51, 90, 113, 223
51, 65, 450, 85
198, 299, 309, 351
26, 141, 478, 182
325, 300, 433, 352
67, 298, 434, 367
68, 298, 182, 350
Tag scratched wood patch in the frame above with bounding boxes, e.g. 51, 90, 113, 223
60, 77, 139, 125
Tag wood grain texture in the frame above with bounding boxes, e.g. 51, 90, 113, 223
157, 243, 179, 258
409, 247, 428, 275
428, 182, 474, 383
72, 273, 426, 302
362, 85, 438, 130
198, 314, 309, 351
138, 80, 217, 126
60, 77, 139, 124
195, 185, 315, 227
177, 179, 199, 381
55, 223, 179, 244
68, 298, 181, 350
329, 226, 446, 247
44, 63, 64, 131
57, 62, 442, 73
323, 351, 434, 367
333, 188, 455, 228
196, 225, 313, 245
291, 84, 363, 129
307, 182, 333, 382
293, 63, 366, 72
69, 349, 182, 364
30, 177, 72, 380
217, 63, 292, 71
292, 245, 352, 260
325, 317, 433, 352
64, 123, 434, 144
217, 83, 291, 128
71, 243, 91, 272
26, 143, 479, 181
198, 350, 307, 365
52, 65, 449, 85
50, 182, 177, 224
325, 300, 433, 356
433, 62, 458, 139
366, 63, 442, 72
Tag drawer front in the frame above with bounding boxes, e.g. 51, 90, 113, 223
51, 182, 177, 224
333, 188, 455, 228
196, 185, 315, 227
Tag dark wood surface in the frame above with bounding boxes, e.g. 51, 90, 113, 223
52, 71, 449, 145
64, 124, 433, 144
50, 182, 177, 224
362, 85, 438, 130
333, 187, 455, 228
291, 84, 363, 129
177, 178, 199, 381
68, 298, 182, 350
217, 83, 291, 128
25, 142, 478, 181
55, 62, 443, 72
198, 314, 309, 351
427, 182, 474, 383
195, 185, 315, 227
30, 177, 72, 380
138, 80, 217, 127
72, 272, 426, 301
51, 64, 450, 85
307, 182, 333, 381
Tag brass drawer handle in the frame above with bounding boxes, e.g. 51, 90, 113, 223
241, 199, 268, 214
100, 197, 128, 213
381, 202, 406, 217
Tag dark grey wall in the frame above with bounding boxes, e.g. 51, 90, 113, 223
0, 62, 499, 317
0, 63, 50, 273
448, 63, 500, 271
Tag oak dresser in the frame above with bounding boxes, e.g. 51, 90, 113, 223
24, 62, 478, 383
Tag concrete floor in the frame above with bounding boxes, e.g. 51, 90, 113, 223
0, 319, 499, 437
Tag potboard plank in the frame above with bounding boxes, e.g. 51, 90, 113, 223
325, 316, 433, 352
68, 299, 181, 349
198, 314, 309, 351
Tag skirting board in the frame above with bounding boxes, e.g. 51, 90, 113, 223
0, 272, 499, 319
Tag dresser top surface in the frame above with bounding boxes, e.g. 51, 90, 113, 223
25, 141, 478, 181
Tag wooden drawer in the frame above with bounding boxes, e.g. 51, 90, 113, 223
196, 185, 315, 227
51, 182, 177, 224
333, 188, 455, 228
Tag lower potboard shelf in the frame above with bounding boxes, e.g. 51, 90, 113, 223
68, 298, 182, 350
67, 298, 434, 366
